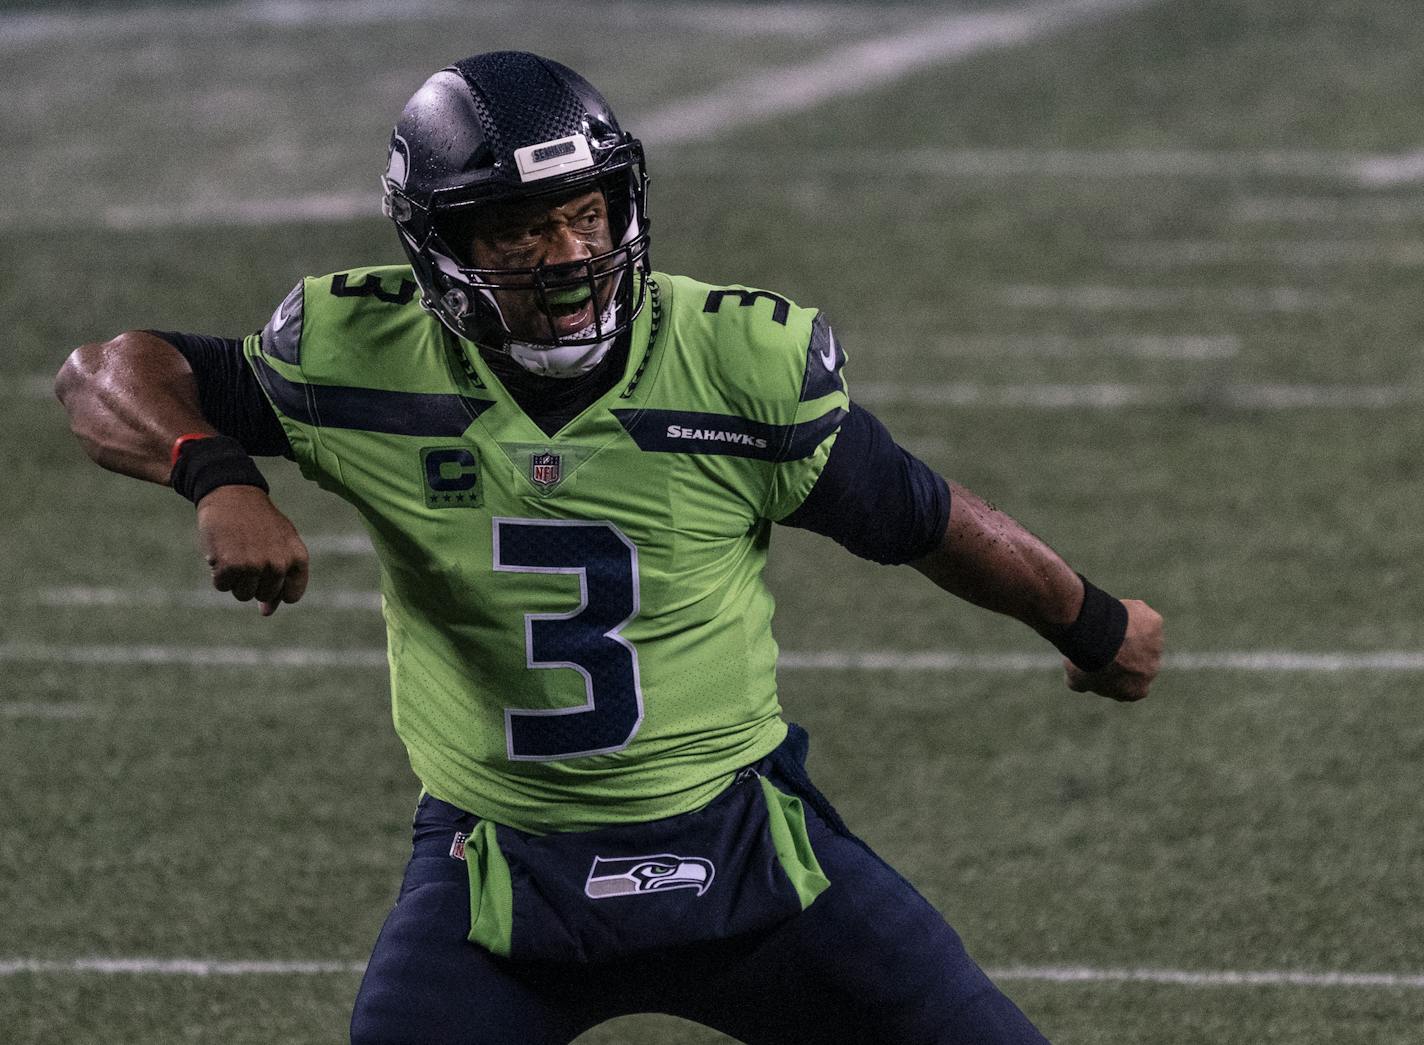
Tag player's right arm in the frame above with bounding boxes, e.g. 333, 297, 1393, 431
54, 330, 309, 615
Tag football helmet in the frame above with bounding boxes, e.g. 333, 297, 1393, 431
381, 51, 650, 356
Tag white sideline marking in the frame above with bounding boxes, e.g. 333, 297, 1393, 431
40, 586, 381, 611
986, 965, 1424, 989
929, 335, 1240, 359
1002, 284, 1334, 313
853, 382, 1415, 410
4, 957, 1423, 989
4, 644, 1424, 673
637, 0, 1157, 144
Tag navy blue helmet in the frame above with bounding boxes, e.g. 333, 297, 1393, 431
382, 52, 650, 351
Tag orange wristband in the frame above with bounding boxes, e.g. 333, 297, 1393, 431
169, 432, 214, 470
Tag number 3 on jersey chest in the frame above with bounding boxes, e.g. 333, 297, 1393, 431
491, 518, 644, 762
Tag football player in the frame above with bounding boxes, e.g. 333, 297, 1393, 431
56, 51, 1163, 1045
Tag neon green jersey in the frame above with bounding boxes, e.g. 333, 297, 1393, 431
244, 267, 848, 832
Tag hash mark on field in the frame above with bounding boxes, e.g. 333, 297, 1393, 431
5, 644, 1424, 673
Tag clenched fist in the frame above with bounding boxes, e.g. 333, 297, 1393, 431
1063, 599, 1164, 702
195, 485, 309, 616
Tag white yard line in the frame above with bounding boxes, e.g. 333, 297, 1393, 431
743, 147, 1365, 179
1232, 196, 1424, 223
779, 651, 1424, 672
0, 958, 365, 976
928, 335, 1240, 359
1002, 284, 1336, 313
3, 956, 1423, 989
303, 534, 375, 555
11, 149, 1421, 232
101, 193, 375, 231
986, 965, 1424, 989
15, 373, 1413, 410
40, 586, 381, 611
0, 1, 492, 46
634, 0, 1159, 143
0, 0, 882, 47
853, 382, 1415, 410
1352, 149, 1424, 188
4, 643, 1424, 673
0, 644, 389, 669
0, 702, 97, 720
1110, 240, 1424, 269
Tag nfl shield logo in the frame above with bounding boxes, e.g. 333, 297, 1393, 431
530, 451, 562, 490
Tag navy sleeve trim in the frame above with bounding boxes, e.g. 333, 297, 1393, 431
778, 401, 950, 565
147, 330, 293, 458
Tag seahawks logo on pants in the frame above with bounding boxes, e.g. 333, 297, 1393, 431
584, 854, 715, 899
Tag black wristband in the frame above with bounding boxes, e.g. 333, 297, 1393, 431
1051, 575, 1129, 672
169, 434, 269, 505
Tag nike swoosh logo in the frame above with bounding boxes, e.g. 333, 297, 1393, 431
819, 330, 837, 372
271, 302, 294, 333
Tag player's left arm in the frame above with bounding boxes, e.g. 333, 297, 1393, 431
909, 481, 1163, 703
779, 402, 1162, 702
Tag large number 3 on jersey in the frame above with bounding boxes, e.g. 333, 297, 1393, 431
492, 518, 644, 762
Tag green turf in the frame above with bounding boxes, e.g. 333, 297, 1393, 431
5, 1, 1424, 1042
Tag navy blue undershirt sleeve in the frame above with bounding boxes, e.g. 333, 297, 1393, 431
778, 401, 950, 565
148, 330, 293, 458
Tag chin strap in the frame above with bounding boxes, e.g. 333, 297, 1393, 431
505, 298, 620, 378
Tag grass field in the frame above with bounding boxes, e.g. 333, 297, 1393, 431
4, 0, 1424, 1042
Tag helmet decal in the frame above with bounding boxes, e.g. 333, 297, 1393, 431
385, 134, 410, 190
514, 133, 595, 183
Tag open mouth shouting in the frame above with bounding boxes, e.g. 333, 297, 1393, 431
544, 283, 596, 337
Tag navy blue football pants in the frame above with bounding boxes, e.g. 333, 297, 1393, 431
350, 741, 1049, 1045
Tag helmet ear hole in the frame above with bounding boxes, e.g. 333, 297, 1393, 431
434, 210, 482, 267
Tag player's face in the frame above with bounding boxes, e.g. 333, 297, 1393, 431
468, 189, 617, 342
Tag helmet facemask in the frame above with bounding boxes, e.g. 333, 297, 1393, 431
387, 143, 650, 373
382, 53, 653, 375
